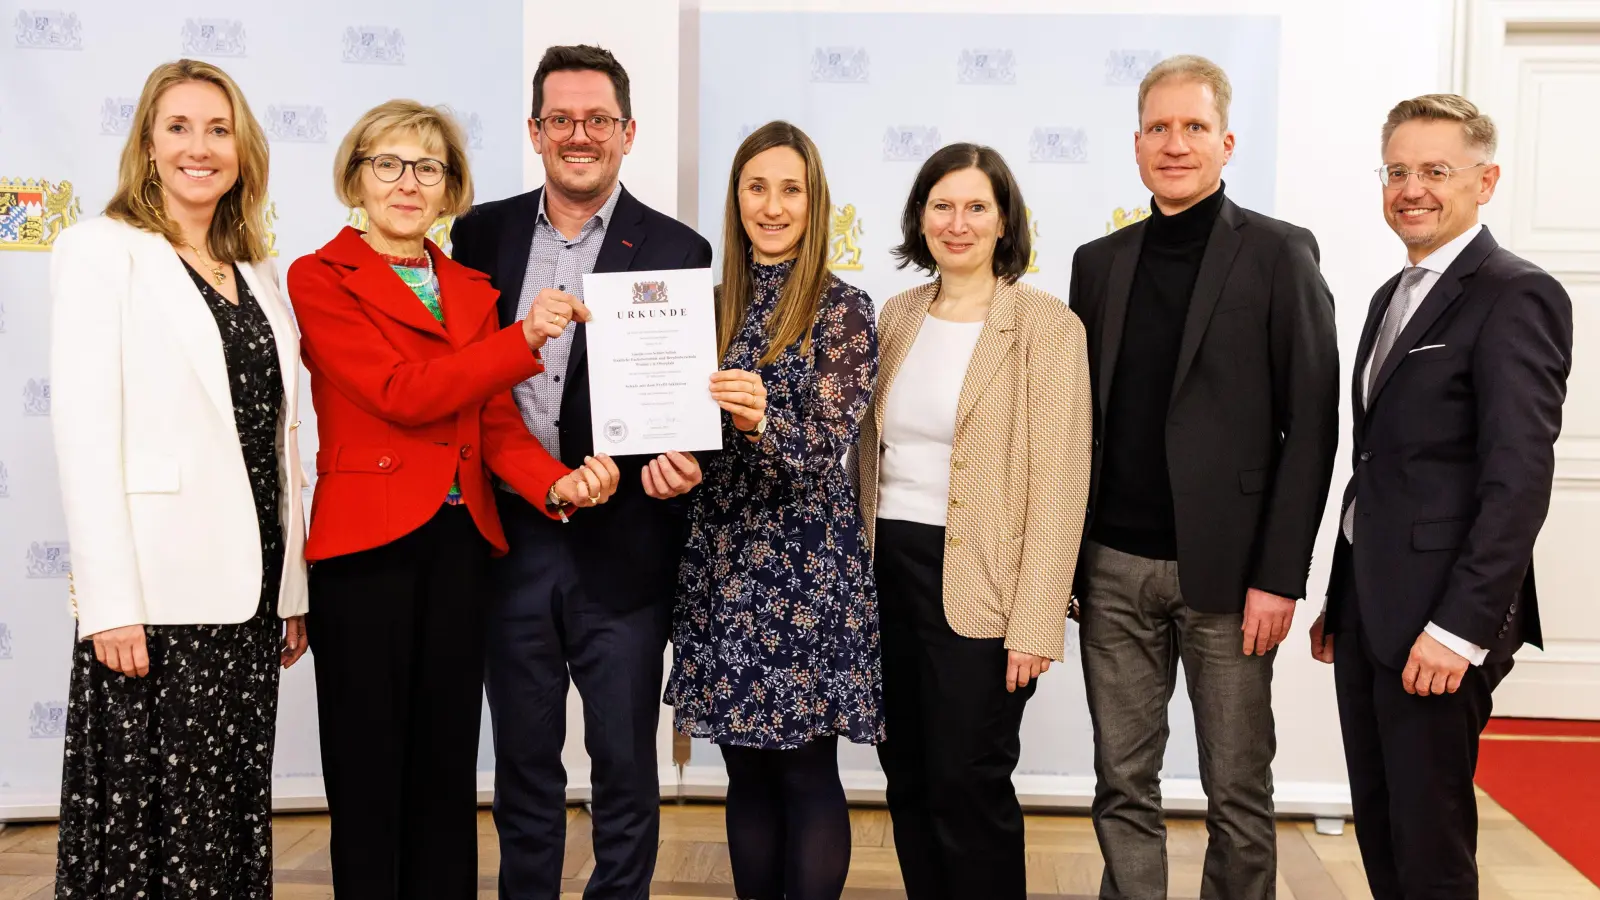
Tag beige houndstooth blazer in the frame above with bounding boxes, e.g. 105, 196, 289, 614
856, 279, 1093, 660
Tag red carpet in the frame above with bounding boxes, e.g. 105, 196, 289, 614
1475, 717, 1600, 886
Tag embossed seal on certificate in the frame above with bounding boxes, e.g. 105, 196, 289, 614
632, 281, 668, 304
604, 419, 629, 443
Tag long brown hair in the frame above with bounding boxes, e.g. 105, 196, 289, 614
105, 58, 271, 262
716, 121, 833, 367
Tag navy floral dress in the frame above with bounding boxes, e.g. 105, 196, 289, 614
665, 259, 884, 750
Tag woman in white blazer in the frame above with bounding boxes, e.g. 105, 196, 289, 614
48, 59, 308, 899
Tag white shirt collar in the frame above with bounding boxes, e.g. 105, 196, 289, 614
1407, 222, 1483, 276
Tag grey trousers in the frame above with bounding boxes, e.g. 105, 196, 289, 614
1079, 542, 1279, 900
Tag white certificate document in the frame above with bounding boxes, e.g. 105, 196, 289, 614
581, 268, 724, 457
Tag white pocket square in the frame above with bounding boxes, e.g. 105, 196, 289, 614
1408, 344, 1447, 354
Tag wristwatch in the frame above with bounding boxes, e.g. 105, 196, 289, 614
546, 485, 570, 523
737, 414, 769, 438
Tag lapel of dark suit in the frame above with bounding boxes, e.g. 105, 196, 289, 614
1169, 198, 1244, 406
494, 188, 542, 327
1352, 273, 1399, 443
1096, 223, 1143, 414
1364, 227, 1498, 416
566, 185, 646, 394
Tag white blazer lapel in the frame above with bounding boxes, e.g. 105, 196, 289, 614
129, 228, 235, 428
238, 257, 309, 618
236, 259, 300, 411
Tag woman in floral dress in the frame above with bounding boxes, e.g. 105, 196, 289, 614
664, 120, 882, 900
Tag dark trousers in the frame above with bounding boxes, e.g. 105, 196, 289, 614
1332, 547, 1511, 900
1078, 541, 1278, 900
874, 518, 1035, 900
485, 499, 669, 900
307, 504, 490, 900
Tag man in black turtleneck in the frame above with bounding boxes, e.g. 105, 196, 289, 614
1093, 185, 1227, 560
1067, 56, 1339, 900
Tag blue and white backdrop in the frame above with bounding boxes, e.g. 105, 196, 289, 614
0, 0, 522, 817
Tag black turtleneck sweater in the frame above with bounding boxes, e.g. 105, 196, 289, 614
1091, 185, 1226, 561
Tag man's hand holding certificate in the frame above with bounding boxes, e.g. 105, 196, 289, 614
581, 268, 723, 459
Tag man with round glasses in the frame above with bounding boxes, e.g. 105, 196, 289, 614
449, 43, 714, 899
1312, 94, 1572, 899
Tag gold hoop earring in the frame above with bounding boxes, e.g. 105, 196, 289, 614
134, 161, 163, 218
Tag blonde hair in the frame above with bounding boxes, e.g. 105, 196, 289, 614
1381, 94, 1497, 161
716, 121, 834, 368
105, 58, 270, 262
334, 100, 474, 217
1138, 54, 1234, 129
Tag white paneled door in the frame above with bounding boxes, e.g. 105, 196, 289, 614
1465, 2, 1600, 718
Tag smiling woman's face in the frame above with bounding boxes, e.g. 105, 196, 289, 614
356, 131, 448, 247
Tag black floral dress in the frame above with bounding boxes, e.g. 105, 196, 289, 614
664, 259, 885, 750
55, 260, 286, 900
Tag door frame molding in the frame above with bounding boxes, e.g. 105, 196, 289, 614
1456, 0, 1600, 719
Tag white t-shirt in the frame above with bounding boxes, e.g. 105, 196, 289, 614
877, 315, 986, 527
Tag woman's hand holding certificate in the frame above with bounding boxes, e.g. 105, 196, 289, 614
710, 370, 768, 440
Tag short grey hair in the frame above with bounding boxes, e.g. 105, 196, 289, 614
1381, 93, 1497, 161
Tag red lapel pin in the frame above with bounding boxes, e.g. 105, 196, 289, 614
621, 239, 634, 247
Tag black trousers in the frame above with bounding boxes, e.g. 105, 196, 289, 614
306, 504, 490, 900
873, 518, 1035, 900
1333, 546, 1512, 900
485, 498, 669, 900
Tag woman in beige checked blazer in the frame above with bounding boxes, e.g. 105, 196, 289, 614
856, 143, 1092, 900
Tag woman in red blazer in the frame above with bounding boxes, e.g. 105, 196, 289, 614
287, 100, 620, 899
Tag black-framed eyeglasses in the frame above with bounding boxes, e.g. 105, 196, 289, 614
1375, 162, 1486, 188
534, 114, 630, 143
361, 154, 448, 186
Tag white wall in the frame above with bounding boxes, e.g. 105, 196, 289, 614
527, 0, 1459, 813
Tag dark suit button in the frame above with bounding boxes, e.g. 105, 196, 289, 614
461, 444, 474, 460
1509, 602, 1518, 614
554, 376, 561, 383
1360, 451, 1372, 461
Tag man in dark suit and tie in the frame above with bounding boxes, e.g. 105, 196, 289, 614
1309, 94, 1572, 899
449, 44, 713, 899
1068, 55, 1340, 899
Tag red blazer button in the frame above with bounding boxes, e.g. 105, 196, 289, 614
377, 456, 392, 469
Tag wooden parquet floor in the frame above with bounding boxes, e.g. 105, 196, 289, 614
1, 789, 1594, 899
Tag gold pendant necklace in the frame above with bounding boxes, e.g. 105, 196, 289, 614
186, 241, 227, 286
